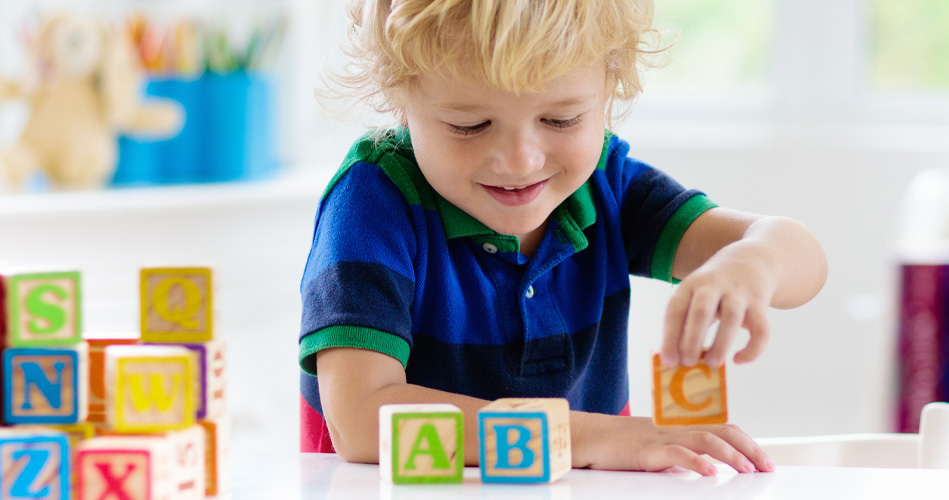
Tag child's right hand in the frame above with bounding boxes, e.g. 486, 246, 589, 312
571, 412, 775, 475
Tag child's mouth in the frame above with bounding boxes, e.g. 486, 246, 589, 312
482, 179, 548, 206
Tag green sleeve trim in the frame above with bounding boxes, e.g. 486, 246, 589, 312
650, 195, 719, 283
299, 325, 411, 376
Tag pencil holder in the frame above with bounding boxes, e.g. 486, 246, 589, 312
113, 71, 277, 186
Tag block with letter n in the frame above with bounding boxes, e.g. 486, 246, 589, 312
379, 404, 463, 484
2, 270, 82, 347
478, 398, 571, 484
0, 427, 71, 500
140, 267, 213, 343
2, 343, 89, 424
105, 345, 196, 433
652, 353, 728, 426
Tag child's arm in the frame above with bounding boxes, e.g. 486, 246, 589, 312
316, 346, 773, 475
661, 208, 827, 367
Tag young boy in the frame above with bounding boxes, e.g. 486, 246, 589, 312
299, 0, 827, 476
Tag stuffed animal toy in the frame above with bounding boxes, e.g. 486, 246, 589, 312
0, 14, 182, 190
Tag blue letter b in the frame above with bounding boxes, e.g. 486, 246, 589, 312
493, 424, 535, 469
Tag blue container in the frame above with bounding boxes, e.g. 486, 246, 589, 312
114, 72, 277, 186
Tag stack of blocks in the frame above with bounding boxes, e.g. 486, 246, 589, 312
379, 398, 571, 484
0, 266, 229, 499
378, 355, 728, 485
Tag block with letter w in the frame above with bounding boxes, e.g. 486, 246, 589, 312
105, 345, 196, 433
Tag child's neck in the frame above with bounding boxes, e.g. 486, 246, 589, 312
517, 221, 548, 258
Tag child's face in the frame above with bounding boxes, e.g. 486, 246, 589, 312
404, 64, 609, 253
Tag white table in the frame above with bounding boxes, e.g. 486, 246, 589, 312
229, 447, 949, 499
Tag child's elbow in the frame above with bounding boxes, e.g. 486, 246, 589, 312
327, 424, 380, 464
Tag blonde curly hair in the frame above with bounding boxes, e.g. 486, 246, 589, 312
327, 0, 659, 124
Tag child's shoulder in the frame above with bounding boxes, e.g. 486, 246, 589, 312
322, 127, 436, 208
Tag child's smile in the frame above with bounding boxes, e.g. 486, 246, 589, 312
404, 64, 609, 257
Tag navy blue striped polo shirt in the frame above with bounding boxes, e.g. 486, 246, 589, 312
298, 128, 715, 452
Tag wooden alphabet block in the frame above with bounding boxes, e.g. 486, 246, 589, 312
478, 398, 571, 484
0, 427, 71, 500
2, 270, 82, 347
2, 343, 89, 424
76, 425, 205, 500
199, 416, 231, 496
140, 267, 214, 343
180, 339, 227, 420
652, 353, 728, 426
88, 338, 140, 429
379, 404, 464, 484
105, 345, 196, 433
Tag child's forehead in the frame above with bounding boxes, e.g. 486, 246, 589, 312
410, 63, 609, 105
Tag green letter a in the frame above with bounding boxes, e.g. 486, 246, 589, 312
404, 423, 450, 470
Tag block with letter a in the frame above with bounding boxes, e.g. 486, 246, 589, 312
478, 398, 571, 484
652, 353, 728, 426
379, 404, 463, 484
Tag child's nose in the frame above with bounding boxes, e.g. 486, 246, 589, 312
500, 135, 545, 175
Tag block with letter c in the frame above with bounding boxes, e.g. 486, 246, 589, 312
652, 353, 728, 426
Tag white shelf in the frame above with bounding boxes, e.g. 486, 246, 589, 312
0, 165, 334, 217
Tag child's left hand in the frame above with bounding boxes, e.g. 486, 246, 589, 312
658, 209, 827, 368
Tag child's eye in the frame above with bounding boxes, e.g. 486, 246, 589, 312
544, 115, 583, 129
447, 121, 490, 136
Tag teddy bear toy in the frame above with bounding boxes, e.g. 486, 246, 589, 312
0, 14, 182, 190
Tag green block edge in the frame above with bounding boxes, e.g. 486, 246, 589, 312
391, 412, 464, 484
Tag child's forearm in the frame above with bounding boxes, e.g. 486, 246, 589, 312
339, 382, 490, 465
738, 216, 827, 309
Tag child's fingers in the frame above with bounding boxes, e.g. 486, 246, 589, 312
678, 430, 757, 474
705, 295, 745, 367
679, 288, 721, 366
661, 290, 691, 366
703, 424, 776, 472
733, 305, 770, 364
645, 444, 719, 477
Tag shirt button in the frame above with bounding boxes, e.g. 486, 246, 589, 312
483, 243, 498, 254
525, 285, 535, 299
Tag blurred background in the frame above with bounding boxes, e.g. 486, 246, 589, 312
1, 0, 948, 452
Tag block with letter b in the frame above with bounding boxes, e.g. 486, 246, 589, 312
379, 404, 463, 484
0, 427, 71, 500
2, 270, 82, 347
140, 267, 213, 343
105, 345, 196, 433
478, 398, 571, 484
652, 353, 728, 426
2, 343, 89, 424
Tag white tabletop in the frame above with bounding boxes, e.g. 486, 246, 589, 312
229, 446, 949, 499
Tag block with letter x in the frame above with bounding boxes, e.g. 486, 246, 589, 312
652, 353, 728, 426
478, 398, 571, 484
0, 428, 71, 500
379, 404, 463, 484
76, 425, 205, 500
